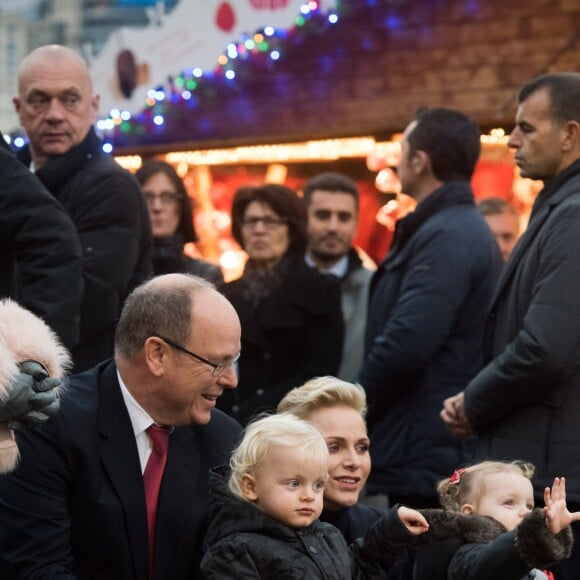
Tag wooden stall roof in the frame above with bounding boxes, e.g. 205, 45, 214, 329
110, 0, 580, 155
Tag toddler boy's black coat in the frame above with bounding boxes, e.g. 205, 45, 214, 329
201, 467, 416, 579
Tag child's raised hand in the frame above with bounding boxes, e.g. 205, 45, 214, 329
544, 477, 580, 535
397, 506, 429, 536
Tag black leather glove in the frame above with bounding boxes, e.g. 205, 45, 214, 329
0, 360, 60, 425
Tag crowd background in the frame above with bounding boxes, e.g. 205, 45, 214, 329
2, 11, 580, 577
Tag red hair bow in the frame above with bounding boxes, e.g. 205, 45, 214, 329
449, 468, 466, 485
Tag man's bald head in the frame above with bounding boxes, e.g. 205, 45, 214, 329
18, 45, 93, 93
14, 44, 99, 169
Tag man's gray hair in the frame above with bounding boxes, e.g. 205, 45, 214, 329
114, 274, 214, 359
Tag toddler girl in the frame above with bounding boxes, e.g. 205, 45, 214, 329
416, 460, 580, 579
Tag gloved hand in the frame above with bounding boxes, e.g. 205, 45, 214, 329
0, 360, 60, 426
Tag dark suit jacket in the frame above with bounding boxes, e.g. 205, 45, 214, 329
0, 360, 242, 579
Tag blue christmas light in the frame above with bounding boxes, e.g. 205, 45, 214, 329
105, 2, 340, 144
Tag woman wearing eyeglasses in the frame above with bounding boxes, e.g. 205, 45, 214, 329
219, 183, 344, 425
135, 160, 224, 285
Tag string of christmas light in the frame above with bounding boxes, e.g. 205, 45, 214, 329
97, 0, 338, 149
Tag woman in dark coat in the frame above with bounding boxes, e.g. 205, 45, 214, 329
219, 184, 344, 424
135, 160, 224, 285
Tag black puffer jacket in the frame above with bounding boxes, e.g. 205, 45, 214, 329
200, 468, 416, 579
413, 509, 572, 580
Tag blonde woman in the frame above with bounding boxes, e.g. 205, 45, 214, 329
277, 376, 384, 543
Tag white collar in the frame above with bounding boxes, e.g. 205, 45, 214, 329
117, 370, 155, 438
305, 252, 349, 278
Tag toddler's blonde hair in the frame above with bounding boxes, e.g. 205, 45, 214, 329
437, 460, 535, 512
228, 413, 329, 501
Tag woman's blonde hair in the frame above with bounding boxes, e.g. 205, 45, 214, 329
437, 460, 535, 511
228, 413, 329, 501
276, 376, 367, 419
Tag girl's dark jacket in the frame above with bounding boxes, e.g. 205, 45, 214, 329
413, 508, 572, 580
200, 468, 416, 579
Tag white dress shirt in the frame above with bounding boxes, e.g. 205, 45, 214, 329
117, 371, 155, 473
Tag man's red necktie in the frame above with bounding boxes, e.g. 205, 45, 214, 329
143, 424, 171, 579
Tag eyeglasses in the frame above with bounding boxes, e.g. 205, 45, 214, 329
156, 336, 239, 376
241, 216, 287, 230
143, 191, 183, 205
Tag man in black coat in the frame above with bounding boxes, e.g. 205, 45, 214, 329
442, 72, 580, 580
359, 108, 502, 510
0, 274, 242, 579
0, 135, 82, 349
13, 44, 152, 372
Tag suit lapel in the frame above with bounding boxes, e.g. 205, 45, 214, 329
98, 365, 149, 580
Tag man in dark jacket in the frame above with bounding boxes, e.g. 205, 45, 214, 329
0, 135, 82, 349
303, 172, 374, 382
359, 108, 503, 509
441, 72, 580, 580
13, 44, 152, 372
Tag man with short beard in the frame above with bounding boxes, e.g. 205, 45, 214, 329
360, 108, 503, 512
303, 172, 374, 382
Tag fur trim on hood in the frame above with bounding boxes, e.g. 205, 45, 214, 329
419, 509, 507, 544
419, 508, 573, 569
0, 299, 71, 472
